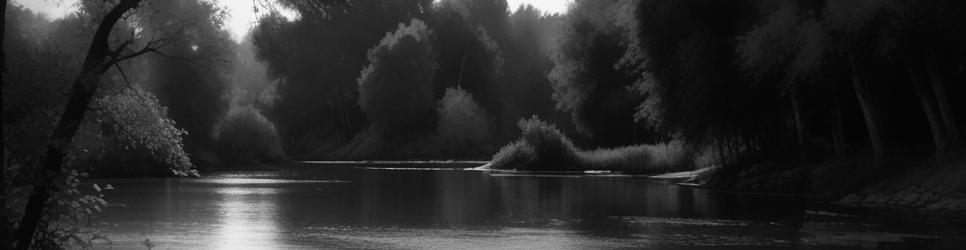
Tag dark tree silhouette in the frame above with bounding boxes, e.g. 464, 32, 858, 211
547, 0, 647, 147
252, 0, 426, 153
357, 19, 438, 136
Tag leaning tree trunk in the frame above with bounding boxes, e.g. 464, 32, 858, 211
926, 58, 960, 143
850, 68, 885, 164
908, 61, 948, 156
13, 1, 142, 249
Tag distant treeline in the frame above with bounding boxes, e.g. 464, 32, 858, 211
251, 0, 566, 159
253, 0, 965, 165
4, 0, 964, 175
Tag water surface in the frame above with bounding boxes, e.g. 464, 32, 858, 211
91, 163, 965, 249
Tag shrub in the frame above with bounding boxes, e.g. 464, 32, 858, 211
72, 87, 196, 176
427, 87, 496, 157
489, 116, 579, 170
214, 106, 286, 163
490, 140, 536, 169
489, 116, 694, 173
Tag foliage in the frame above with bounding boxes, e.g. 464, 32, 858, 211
252, 0, 429, 154
428, 0, 508, 126
357, 18, 438, 136
490, 116, 578, 170
578, 141, 693, 173
214, 106, 286, 163
252, 0, 566, 156
489, 116, 693, 173
2, 3, 197, 249
546, 0, 647, 146
141, 0, 234, 159
75, 87, 197, 176
494, 4, 560, 139
427, 87, 496, 156
737, 3, 829, 85
5, 168, 109, 250
625, 0, 783, 163
230, 36, 278, 110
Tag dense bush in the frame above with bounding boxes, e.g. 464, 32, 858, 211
489, 116, 693, 173
426, 87, 496, 156
214, 106, 286, 163
69, 87, 197, 176
490, 116, 579, 170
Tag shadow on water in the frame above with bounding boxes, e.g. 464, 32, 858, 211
91, 163, 965, 249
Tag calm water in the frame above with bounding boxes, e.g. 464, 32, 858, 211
90, 163, 965, 249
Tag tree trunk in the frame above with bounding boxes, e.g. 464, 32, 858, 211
790, 87, 807, 161
850, 69, 885, 164
926, 58, 960, 143
717, 139, 726, 166
2, 0, 10, 247
831, 92, 847, 159
13, 1, 142, 249
908, 62, 948, 156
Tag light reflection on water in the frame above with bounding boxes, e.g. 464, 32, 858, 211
90, 164, 966, 249
215, 197, 279, 250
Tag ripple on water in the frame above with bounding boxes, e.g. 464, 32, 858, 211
192, 178, 350, 185
610, 216, 752, 227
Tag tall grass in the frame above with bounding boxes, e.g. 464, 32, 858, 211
488, 116, 694, 174
578, 141, 692, 173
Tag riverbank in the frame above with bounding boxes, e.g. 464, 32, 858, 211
832, 155, 966, 217
485, 116, 966, 218
683, 150, 966, 218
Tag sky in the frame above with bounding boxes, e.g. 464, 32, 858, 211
11, 0, 570, 42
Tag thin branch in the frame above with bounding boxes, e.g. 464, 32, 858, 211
113, 63, 135, 90
107, 15, 229, 66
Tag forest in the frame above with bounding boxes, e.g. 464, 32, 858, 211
2, 0, 966, 249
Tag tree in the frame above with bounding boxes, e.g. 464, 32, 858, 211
498, 4, 559, 139
737, 1, 831, 161
627, 0, 770, 164
211, 34, 285, 164
547, 0, 648, 147
886, 0, 965, 155
140, 0, 234, 161
428, 0, 509, 133
357, 19, 438, 137
10, 0, 200, 248
252, 0, 427, 153
822, 0, 966, 161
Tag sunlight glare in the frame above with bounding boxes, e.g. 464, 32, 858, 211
507, 0, 571, 15
215, 189, 281, 250
10, 0, 80, 20
211, 0, 301, 42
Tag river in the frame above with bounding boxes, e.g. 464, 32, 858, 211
90, 162, 965, 249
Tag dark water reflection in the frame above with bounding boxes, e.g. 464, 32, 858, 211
91, 163, 964, 249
